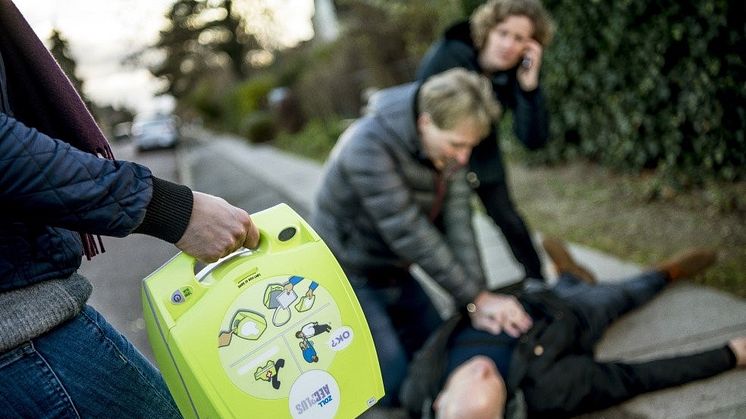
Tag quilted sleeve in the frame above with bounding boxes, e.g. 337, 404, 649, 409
1, 112, 154, 237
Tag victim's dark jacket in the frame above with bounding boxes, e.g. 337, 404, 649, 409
310, 83, 486, 307
400, 288, 736, 419
417, 21, 549, 185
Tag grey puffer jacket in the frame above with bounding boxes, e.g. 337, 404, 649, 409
311, 83, 486, 306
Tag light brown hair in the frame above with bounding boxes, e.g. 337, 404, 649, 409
418, 68, 501, 138
471, 0, 556, 50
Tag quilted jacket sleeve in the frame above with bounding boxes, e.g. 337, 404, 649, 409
340, 131, 484, 306
0, 112, 190, 240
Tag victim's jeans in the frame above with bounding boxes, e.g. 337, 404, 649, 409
550, 270, 667, 347
351, 272, 442, 407
0, 305, 181, 418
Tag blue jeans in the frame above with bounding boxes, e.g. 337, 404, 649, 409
0, 305, 181, 418
352, 272, 442, 407
551, 270, 667, 346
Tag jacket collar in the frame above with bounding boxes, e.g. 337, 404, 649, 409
443, 20, 474, 45
367, 82, 431, 163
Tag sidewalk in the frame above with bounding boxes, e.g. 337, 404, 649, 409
182, 130, 746, 418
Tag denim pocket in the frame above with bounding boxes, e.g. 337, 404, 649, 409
0, 342, 31, 368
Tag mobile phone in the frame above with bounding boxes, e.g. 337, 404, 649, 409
521, 55, 533, 70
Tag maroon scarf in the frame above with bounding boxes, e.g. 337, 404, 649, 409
0, 0, 114, 258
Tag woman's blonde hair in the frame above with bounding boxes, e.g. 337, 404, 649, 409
418, 68, 501, 138
471, 0, 556, 50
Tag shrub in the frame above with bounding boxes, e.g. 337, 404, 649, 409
539, 0, 745, 182
272, 118, 349, 162
288, 0, 461, 122
241, 111, 276, 143
224, 74, 278, 132
184, 77, 229, 123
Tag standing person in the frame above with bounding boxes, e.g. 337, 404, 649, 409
418, 0, 557, 282
311, 69, 533, 406
400, 239, 741, 419
0, 2, 259, 417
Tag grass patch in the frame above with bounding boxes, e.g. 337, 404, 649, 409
507, 159, 746, 298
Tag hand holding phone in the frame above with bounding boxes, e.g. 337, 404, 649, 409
517, 40, 543, 91
521, 55, 533, 70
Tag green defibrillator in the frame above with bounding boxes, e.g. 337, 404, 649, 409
142, 204, 384, 418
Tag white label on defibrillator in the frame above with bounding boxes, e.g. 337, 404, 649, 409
289, 370, 340, 419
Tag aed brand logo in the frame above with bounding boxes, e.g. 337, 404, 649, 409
234, 267, 260, 288
289, 370, 340, 419
295, 384, 332, 414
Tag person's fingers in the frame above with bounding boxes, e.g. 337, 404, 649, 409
517, 314, 533, 332
236, 209, 260, 249
200, 252, 220, 264
228, 237, 244, 255
482, 319, 501, 336
470, 313, 498, 335
482, 314, 503, 336
245, 223, 260, 248
503, 323, 521, 338
525, 39, 542, 55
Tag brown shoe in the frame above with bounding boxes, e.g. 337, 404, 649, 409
654, 248, 717, 281
542, 237, 597, 284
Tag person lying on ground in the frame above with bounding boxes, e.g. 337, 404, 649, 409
400, 238, 744, 418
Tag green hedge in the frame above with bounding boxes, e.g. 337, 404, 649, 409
537, 0, 745, 182
272, 118, 349, 162
224, 74, 277, 132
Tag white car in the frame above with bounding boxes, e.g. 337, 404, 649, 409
132, 115, 179, 151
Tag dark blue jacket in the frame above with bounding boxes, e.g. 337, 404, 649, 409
417, 21, 549, 184
0, 112, 154, 291
0, 55, 192, 292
